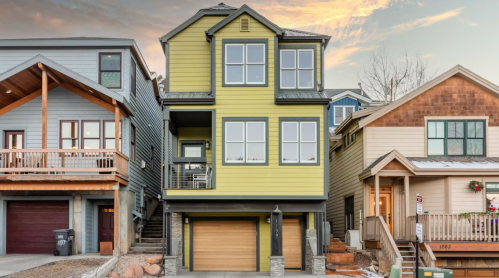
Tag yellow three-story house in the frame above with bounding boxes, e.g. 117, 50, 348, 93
159, 3, 331, 273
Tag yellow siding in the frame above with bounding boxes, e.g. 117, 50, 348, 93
168, 15, 325, 197
278, 42, 321, 91
169, 16, 226, 92
327, 125, 364, 240
177, 127, 212, 163
309, 212, 314, 229
183, 212, 270, 272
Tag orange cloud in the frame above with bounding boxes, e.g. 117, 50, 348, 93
390, 7, 464, 34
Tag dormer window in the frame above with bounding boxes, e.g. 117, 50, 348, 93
223, 39, 268, 87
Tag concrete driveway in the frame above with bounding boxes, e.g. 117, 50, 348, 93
164, 271, 329, 278
0, 253, 111, 277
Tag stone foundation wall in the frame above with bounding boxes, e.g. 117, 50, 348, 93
172, 212, 183, 268
269, 256, 285, 277
305, 229, 316, 271
312, 256, 326, 275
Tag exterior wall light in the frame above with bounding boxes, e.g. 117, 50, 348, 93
184, 217, 189, 224
205, 141, 210, 149
267, 216, 271, 224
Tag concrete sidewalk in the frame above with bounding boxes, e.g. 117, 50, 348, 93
0, 253, 112, 277
164, 271, 329, 278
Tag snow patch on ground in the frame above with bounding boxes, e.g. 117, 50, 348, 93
362, 269, 385, 278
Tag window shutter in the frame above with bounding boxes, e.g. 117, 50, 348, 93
240, 17, 250, 31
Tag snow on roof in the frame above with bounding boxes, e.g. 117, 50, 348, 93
409, 158, 499, 169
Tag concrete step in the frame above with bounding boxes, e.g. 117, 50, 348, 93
141, 238, 164, 243
327, 253, 354, 264
128, 250, 165, 254
328, 245, 346, 253
129, 246, 166, 252
330, 238, 341, 243
329, 242, 346, 246
131, 242, 165, 247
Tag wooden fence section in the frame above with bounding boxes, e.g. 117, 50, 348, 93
0, 149, 129, 178
407, 214, 499, 242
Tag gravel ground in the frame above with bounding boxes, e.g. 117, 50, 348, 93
6, 258, 110, 278
112, 253, 163, 278
355, 253, 377, 268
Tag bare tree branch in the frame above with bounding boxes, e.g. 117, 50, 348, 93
358, 46, 437, 102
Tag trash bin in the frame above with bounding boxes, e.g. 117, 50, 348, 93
416, 267, 453, 278
53, 229, 74, 256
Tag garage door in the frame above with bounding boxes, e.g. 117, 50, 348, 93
451, 268, 499, 278
283, 218, 302, 269
7, 201, 69, 254
193, 220, 257, 271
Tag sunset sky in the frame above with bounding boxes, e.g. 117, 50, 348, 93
1, 0, 498, 90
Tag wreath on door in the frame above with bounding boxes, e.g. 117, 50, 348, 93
469, 180, 484, 193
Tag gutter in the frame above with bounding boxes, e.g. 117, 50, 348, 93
275, 98, 330, 105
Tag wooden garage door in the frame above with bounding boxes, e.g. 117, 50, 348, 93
7, 201, 69, 254
451, 268, 499, 278
283, 218, 302, 269
193, 220, 257, 271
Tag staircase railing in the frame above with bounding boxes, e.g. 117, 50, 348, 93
366, 216, 402, 266
420, 242, 436, 268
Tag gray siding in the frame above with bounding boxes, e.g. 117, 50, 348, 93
0, 87, 116, 149
0, 48, 130, 98
85, 200, 95, 253
128, 56, 162, 209
327, 127, 365, 240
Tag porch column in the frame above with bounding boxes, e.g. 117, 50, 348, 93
163, 108, 170, 191
113, 100, 120, 151
404, 176, 410, 218
41, 66, 48, 149
114, 187, 120, 256
375, 174, 380, 217
270, 206, 284, 277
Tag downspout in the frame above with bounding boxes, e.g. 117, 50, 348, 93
359, 209, 364, 244
320, 39, 325, 92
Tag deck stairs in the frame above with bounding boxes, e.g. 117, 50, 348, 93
396, 240, 423, 278
326, 238, 365, 276
129, 202, 166, 254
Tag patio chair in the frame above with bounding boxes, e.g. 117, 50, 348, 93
192, 166, 212, 189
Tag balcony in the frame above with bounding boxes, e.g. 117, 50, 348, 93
0, 149, 129, 184
166, 158, 212, 189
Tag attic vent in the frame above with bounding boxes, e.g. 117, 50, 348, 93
240, 17, 250, 31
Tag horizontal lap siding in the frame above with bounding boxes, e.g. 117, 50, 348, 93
128, 58, 162, 208
408, 177, 446, 216
488, 127, 499, 156
327, 128, 364, 240
365, 126, 425, 165
168, 16, 325, 197
0, 87, 114, 148
169, 16, 226, 92
450, 177, 485, 214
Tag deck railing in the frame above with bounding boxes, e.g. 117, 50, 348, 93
0, 149, 129, 177
420, 242, 436, 267
167, 162, 212, 189
365, 216, 402, 266
407, 214, 499, 242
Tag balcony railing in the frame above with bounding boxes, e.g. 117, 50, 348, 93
0, 149, 129, 178
407, 214, 499, 242
167, 159, 212, 189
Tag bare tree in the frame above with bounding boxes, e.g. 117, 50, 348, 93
359, 46, 436, 102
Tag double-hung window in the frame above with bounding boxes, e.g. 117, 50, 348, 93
280, 118, 319, 164
99, 53, 121, 88
104, 120, 122, 151
224, 118, 267, 164
334, 106, 355, 125
280, 48, 314, 89
224, 42, 266, 85
60, 121, 79, 149
427, 120, 485, 156
82, 121, 100, 149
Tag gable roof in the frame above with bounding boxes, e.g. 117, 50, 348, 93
359, 150, 416, 180
358, 65, 499, 130
325, 89, 372, 105
206, 4, 283, 37
0, 54, 134, 115
200, 2, 238, 11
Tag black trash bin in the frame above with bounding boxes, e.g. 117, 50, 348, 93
53, 229, 74, 256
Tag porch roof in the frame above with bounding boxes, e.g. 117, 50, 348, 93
360, 150, 499, 180
0, 55, 134, 116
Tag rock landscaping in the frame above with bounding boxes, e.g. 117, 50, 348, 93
109, 254, 164, 278
6, 258, 110, 278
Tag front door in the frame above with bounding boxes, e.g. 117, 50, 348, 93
4, 131, 24, 168
181, 142, 205, 188
370, 186, 393, 234
98, 206, 114, 250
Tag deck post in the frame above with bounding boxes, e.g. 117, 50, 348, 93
112, 100, 120, 152
113, 187, 120, 256
375, 174, 380, 217
41, 65, 48, 150
404, 175, 410, 240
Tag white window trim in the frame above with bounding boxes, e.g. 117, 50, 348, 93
297, 49, 314, 89
281, 121, 318, 164
225, 44, 245, 85
334, 105, 356, 125
280, 49, 296, 89
281, 122, 299, 163
225, 121, 266, 163
300, 122, 317, 163
245, 44, 266, 85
